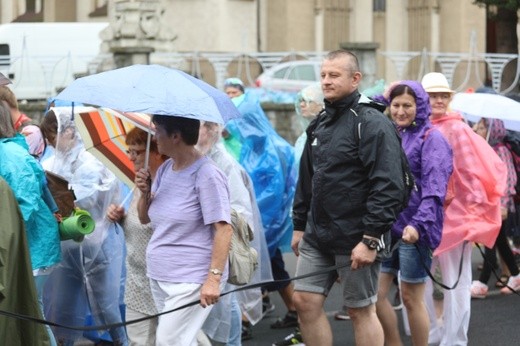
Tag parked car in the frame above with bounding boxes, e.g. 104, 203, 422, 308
255, 60, 321, 93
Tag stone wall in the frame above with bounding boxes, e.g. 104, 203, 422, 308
262, 103, 300, 145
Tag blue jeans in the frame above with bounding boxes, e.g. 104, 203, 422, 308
227, 293, 242, 346
381, 242, 432, 283
34, 274, 57, 346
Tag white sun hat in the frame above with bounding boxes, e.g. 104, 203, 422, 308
421, 72, 454, 93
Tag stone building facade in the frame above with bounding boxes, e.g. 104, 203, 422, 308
0, 0, 488, 87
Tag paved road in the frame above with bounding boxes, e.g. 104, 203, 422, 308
74, 246, 520, 345
243, 248, 520, 346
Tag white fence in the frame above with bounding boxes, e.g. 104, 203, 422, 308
67, 49, 520, 94
382, 49, 519, 94
1, 47, 519, 100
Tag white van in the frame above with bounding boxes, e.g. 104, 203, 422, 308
0, 22, 108, 101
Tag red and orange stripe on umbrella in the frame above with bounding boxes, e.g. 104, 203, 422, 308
75, 107, 153, 187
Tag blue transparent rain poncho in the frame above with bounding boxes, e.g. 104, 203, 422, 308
41, 107, 127, 345
223, 91, 297, 256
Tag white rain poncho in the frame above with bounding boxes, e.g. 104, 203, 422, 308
294, 82, 324, 167
41, 107, 127, 345
197, 123, 273, 342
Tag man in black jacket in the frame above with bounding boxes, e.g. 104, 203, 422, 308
291, 50, 406, 346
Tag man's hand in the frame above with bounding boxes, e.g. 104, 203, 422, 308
350, 241, 377, 270
291, 230, 304, 256
200, 276, 221, 308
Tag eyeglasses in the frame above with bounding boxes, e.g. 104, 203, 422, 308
125, 149, 146, 157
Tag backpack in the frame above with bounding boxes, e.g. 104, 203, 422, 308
228, 209, 258, 286
352, 96, 416, 212
504, 130, 520, 200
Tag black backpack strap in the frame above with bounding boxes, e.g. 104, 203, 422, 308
350, 94, 388, 142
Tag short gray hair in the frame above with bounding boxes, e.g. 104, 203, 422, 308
325, 49, 360, 74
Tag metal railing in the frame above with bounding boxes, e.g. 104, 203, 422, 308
1, 46, 519, 100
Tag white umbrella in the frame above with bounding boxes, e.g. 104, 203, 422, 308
451, 92, 520, 131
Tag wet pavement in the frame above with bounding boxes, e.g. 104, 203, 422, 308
74, 247, 520, 345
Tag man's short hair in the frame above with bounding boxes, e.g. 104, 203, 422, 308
325, 50, 360, 74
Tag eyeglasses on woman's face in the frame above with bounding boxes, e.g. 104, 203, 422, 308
125, 148, 146, 157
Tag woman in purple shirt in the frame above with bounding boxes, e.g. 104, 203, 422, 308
374, 81, 453, 346
135, 115, 233, 346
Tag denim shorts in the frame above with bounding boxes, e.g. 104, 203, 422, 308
381, 242, 432, 283
294, 238, 380, 308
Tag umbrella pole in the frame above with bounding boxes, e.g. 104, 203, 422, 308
119, 186, 136, 209
144, 118, 152, 168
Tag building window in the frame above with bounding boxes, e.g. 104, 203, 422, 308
373, 0, 386, 12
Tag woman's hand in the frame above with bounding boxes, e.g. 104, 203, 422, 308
402, 225, 419, 244
383, 80, 402, 100
501, 207, 508, 221
200, 275, 221, 308
136, 167, 153, 224
135, 168, 151, 195
106, 204, 124, 222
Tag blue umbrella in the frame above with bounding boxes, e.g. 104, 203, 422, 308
55, 64, 240, 124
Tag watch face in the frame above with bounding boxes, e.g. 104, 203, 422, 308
363, 238, 378, 250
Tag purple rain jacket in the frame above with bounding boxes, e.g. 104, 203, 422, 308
485, 118, 517, 211
377, 81, 453, 250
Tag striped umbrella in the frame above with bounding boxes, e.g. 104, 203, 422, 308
74, 107, 152, 187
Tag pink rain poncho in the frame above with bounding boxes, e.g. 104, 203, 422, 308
431, 112, 507, 255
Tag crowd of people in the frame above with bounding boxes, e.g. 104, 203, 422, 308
1, 47, 520, 346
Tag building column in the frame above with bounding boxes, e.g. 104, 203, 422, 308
384, 0, 408, 81
349, 0, 373, 42
340, 42, 379, 91
314, 1, 324, 52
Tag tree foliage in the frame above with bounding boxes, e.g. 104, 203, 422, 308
474, 0, 520, 10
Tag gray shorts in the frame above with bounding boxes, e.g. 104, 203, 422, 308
294, 238, 380, 308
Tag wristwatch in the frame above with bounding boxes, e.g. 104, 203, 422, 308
209, 268, 223, 276
361, 237, 379, 251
